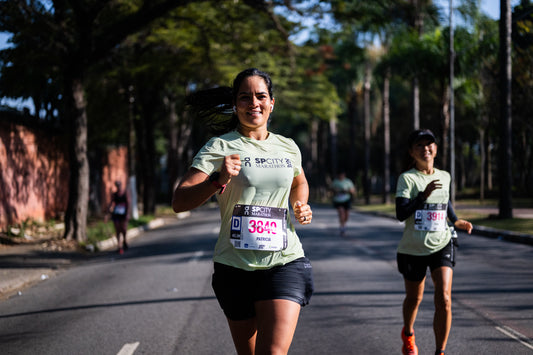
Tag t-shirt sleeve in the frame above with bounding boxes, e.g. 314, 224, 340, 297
395, 173, 411, 198
191, 137, 226, 175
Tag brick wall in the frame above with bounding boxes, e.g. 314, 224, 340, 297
0, 121, 69, 227
101, 146, 129, 213
0, 120, 129, 229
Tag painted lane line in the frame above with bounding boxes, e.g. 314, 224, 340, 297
191, 250, 205, 262
495, 326, 533, 351
117, 342, 140, 355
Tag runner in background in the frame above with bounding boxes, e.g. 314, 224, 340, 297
395, 129, 472, 355
330, 171, 356, 237
172, 68, 314, 355
107, 180, 130, 254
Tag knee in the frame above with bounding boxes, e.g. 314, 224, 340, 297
434, 292, 452, 312
405, 293, 423, 308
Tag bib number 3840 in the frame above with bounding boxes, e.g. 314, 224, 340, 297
230, 204, 287, 251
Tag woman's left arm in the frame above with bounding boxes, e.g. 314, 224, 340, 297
447, 201, 473, 234
290, 170, 312, 225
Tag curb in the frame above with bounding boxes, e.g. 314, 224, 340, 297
472, 225, 533, 246
354, 209, 533, 246
94, 212, 190, 252
95, 218, 166, 251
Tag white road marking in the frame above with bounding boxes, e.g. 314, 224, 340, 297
117, 342, 140, 355
191, 250, 205, 262
495, 325, 533, 351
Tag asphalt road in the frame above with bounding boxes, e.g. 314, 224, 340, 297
0, 205, 532, 354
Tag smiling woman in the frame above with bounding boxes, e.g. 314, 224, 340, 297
172, 68, 314, 354
233, 75, 274, 139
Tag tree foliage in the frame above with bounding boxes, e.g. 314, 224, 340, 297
1, 0, 532, 232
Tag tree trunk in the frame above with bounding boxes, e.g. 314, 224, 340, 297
479, 126, 486, 201
329, 118, 338, 177
412, 77, 420, 130
165, 94, 179, 196
441, 84, 450, 171
410, 0, 423, 131
382, 67, 391, 204
63, 78, 89, 242
319, 119, 330, 199
498, 0, 513, 218
128, 85, 139, 220
348, 84, 358, 180
363, 61, 371, 205
140, 106, 157, 215
488, 135, 494, 191
308, 118, 319, 200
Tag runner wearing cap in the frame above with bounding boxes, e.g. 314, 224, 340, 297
395, 129, 473, 355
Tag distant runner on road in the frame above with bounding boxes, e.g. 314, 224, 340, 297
330, 171, 356, 237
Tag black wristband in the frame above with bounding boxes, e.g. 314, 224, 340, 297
209, 172, 226, 194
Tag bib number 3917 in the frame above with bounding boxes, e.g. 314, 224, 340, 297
230, 204, 288, 251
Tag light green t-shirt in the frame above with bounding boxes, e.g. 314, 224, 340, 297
395, 168, 452, 255
192, 131, 306, 271
331, 178, 355, 203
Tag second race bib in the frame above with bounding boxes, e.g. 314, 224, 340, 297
414, 203, 447, 231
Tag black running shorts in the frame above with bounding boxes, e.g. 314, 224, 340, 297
211, 257, 314, 321
397, 239, 457, 282
333, 199, 352, 210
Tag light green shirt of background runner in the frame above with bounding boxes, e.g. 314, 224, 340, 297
331, 178, 355, 203
192, 131, 306, 271
395, 168, 452, 255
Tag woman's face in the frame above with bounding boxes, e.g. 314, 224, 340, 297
409, 138, 437, 165
235, 75, 274, 132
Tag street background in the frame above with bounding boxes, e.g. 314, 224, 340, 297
0, 204, 532, 354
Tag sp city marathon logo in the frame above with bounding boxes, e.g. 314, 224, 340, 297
243, 157, 292, 169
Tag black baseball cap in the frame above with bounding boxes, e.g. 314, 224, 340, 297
407, 129, 436, 147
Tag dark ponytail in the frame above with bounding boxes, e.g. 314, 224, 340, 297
185, 86, 238, 136
186, 68, 274, 136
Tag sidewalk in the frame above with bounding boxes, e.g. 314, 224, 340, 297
0, 207, 531, 301
0, 213, 190, 300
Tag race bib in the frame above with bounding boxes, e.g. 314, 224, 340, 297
414, 203, 447, 231
333, 192, 351, 203
230, 204, 288, 251
113, 203, 126, 215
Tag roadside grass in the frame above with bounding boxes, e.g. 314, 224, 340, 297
354, 197, 533, 235
86, 214, 156, 246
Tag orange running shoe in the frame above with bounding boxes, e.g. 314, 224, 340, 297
401, 327, 418, 355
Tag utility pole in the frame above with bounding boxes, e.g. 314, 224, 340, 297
449, 0, 456, 204
499, 0, 513, 218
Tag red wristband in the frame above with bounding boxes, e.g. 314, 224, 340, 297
211, 179, 226, 194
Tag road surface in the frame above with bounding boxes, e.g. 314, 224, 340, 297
0, 205, 531, 354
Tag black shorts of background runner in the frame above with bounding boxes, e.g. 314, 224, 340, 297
397, 239, 457, 282
212, 257, 314, 321
333, 199, 352, 210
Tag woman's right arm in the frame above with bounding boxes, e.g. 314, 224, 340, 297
172, 168, 220, 213
172, 154, 241, 213
395, 179, 442, 221
395, 194, 426, 221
